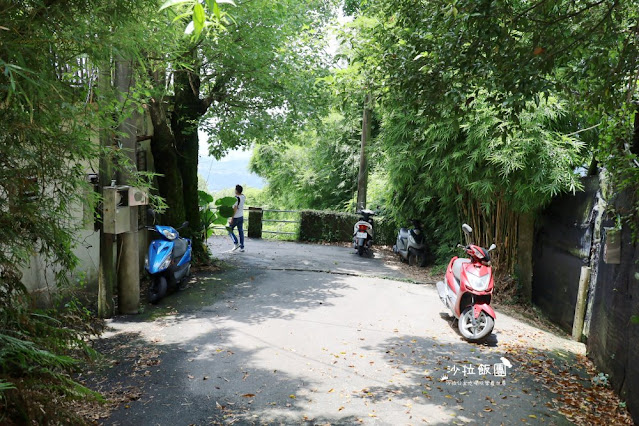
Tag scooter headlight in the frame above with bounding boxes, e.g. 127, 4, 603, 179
159, 256, 172, 271
466, 272, 490, 291
162, 229, 177, 240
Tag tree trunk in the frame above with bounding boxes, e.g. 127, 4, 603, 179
516, 213, 534, 304
148, 52, 209, 256
148, 99, 186, 227
357, 93, 371, 211
172, 61, 206, 253
632, 106, 639, 156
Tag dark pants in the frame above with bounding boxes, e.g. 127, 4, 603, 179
228, 216, 244, 248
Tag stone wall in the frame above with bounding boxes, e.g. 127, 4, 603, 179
585, 192, 639, 424
532, 178, 638, 423
532, 177, 599, 331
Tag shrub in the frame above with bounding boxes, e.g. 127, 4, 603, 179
298, 210, 397, 245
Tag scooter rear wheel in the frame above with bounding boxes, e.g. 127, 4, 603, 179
408, 248, 426, 267
458, 307, 494, 341
148, 276, 167, 304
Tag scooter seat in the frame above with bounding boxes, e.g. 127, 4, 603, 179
452, 258, 471, 281
410, 229, 424, 244
172, 238, 188, 259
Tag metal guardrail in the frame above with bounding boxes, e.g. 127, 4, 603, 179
260, 209, 299, 237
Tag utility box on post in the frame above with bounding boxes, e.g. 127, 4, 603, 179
103, 186, 148, 234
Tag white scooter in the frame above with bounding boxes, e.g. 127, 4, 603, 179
353, 209, 375, 256
393, 219, 427, 266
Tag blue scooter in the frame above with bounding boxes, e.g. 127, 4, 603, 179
145, 221, 192, 304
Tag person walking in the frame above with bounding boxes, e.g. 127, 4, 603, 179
228, 184, 246, 252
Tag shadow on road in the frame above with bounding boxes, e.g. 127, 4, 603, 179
82, 239, 587, 425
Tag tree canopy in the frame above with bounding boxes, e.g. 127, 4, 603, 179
249, 0, 639, 268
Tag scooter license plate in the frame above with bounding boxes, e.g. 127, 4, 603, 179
356, 232, 368, 239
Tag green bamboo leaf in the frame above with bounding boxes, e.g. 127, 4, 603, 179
193, 3, 205, 35
0, 379, 15, 391
172, 11, 193, 23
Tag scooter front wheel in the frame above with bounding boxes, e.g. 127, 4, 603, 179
458, 307, 494, 341
148, 276, 167, 304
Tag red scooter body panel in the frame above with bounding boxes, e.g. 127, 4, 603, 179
473, 303, 496, 319
444, 255, 495, 319
445, 256, 458, 293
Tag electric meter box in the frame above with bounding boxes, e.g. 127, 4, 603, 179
103, 186, 148, 234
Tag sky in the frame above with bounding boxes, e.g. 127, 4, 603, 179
197, 129, 265, 192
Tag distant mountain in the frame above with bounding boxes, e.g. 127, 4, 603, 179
198, 151, 265, 192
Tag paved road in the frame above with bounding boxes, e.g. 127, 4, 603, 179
93, 237, 585, 425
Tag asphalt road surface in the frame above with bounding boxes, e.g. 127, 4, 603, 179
92, 236, 585, 425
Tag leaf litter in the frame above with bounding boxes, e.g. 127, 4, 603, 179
504, 344, 633, 425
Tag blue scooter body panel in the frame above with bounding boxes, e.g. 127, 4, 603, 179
147, 224, 191, 272
147, 239, 174, 273
176, 241, 192, 267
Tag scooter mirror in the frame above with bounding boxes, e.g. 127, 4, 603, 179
147, 208, 157, 224
178, 221, 189, 230
488, 243, 497, 252
462, 224, 472, 234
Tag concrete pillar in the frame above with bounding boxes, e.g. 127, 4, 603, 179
248, 207, 263, 238
115, 58, 139, 314
98, 64, 115, 319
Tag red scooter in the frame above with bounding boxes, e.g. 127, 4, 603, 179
436, 224, 497, 341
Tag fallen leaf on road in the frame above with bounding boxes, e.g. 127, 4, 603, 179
242, 394, 255, 398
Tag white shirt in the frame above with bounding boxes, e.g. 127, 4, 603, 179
233, 194, 245, 218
